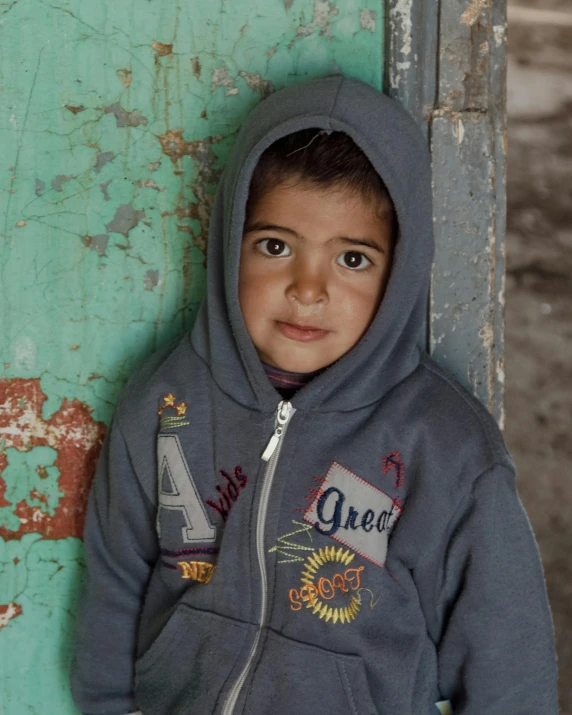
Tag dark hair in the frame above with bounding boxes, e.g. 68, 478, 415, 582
246, 128, 396, 229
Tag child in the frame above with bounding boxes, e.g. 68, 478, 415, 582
71, 75, 558, 715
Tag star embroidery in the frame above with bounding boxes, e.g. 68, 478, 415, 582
176, 402, 187, 416
163, 393, 176, 407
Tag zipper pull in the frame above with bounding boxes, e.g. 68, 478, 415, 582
261, 401, 292, 462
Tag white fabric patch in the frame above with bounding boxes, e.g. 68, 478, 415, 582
157, 434, 216, 543
303, 462, 402, 567
435, 701, 453, 715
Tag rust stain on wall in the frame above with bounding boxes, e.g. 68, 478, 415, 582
156, 130, 224, 252
64, 104, 86, 115
461, 0, 490, 27
116, 68, 132, 88
152, 40, 174, 60
0, 602, 23, 631
157, 129, 220, 163
0, 454, 10, 507
191, 57, 201, 80
0, 378, 106, 541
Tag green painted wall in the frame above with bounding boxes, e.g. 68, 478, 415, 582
0, 1, 383, 711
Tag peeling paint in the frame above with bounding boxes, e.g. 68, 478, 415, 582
157, 129, 223, 171
51, 175, 73, 192
151, 40, 173, 59
105, 203, 145, 237
393, 0, 412, 57
64, 104, 85, 114
136, 179, 160, 191
0, 378, 106, 541
460, 0, 490, 28
389, 0, 413, 90
211, 65, 236, 95
82, 234, 109, 257
453, 117, 465, 144
116, 68, 132, 88
0, 602, 22, 631
360, 8, 376, 33
191, 56, 201, 80
99, 179, 112, 201
294, 0, 339, 41
103, 102, 148, 128
493, 24, 506, 48
94, 152, 116, 173
143, 269, 160, 291
238, 70, 274, 99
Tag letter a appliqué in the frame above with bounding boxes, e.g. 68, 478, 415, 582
157, 433, 217, 543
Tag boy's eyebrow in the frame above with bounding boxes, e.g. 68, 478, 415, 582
243, 221, 385, 253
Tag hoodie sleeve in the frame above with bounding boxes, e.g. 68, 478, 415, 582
435, 463, 558, 714
70, 414, 159, 715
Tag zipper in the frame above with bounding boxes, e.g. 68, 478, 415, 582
221, 400, 295, 715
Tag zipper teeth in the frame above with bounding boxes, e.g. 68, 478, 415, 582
222, 405, 294, 715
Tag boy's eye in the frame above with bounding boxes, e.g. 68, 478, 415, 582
256, 238, 291, 257
337, 251, 372, 270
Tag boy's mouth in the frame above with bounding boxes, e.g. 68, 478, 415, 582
275, 320, 331, 343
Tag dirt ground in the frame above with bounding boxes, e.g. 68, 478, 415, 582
505, 5, 572, 711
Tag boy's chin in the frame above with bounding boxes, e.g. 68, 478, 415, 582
259, 350, 335, 375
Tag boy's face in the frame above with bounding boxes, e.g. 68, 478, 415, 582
239, 180, 394, 374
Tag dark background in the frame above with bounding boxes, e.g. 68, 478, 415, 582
506, 2, 572, 711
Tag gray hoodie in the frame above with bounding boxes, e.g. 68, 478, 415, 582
70, 75, 558, 715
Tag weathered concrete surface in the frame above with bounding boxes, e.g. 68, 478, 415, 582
505, 3, 572, 711
388, 0, 507, 426
0, 1, 383, 711
429, 0, 507, 428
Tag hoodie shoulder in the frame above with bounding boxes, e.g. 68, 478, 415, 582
416, 352, 514, 474
114, 333, 194, 423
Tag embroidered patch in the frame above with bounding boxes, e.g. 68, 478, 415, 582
354, 587, 382, 610
158, 393, 189, 429
289, 546, 364, 624
177, 560, 215, 583
269, 520, 315, 564
435, 701, 453, 715
382, 451, 405, 488
303, 462, 402, 568
205, 466, 248, 523
157, 434, 217, 543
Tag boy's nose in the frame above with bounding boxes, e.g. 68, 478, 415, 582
285, 265, 329, 306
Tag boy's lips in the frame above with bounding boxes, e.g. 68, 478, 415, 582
275, 320, 331, 343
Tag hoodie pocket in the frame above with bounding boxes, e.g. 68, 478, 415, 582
135, 604, 254, 715
243, 629, 378, 715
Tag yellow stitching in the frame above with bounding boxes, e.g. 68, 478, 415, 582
289, 548, 365, 625
177, 560, 215, 584
160, 422, 190, 430
158, 393, 188, 421
269, 520, 315, 564
356, 587, 383, 610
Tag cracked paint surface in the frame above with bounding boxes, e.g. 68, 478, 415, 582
0, 0, 382, 711
0, 378, 106, 540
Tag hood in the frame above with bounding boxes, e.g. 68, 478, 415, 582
190, 74, 434, 413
